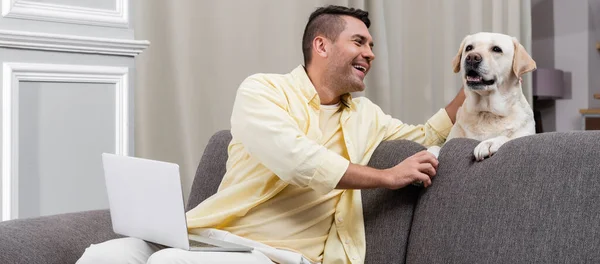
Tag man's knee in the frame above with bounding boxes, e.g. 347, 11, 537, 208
148, 248, 276, 264
147, 248, 190, 264
76, 237, 157, 264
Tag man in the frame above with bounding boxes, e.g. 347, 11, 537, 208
77, 5, 465, 264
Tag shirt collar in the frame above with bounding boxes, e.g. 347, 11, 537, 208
290, 64, 355, 111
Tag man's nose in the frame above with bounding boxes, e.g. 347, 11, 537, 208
363, 47, 375, 62
465, 53, 482, 66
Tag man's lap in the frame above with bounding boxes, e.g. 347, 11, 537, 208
76, 237, 274, 264
148, 247, 274, 264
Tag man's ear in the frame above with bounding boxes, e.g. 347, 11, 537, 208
452, 37, 467, 73
512, 38, 536, 77
313, 36, 329, 59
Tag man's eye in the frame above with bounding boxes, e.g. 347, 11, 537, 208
492, 46, 503, 53
465, 45, 473, 51
354, 40, 362, 45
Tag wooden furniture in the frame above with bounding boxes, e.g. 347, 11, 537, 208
580, 109, 600, 130
581, 93, 600, 130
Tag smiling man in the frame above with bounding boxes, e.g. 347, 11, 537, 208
77, 5, 465, 264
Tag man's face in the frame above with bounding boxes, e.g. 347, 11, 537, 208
326, 16, 375, 93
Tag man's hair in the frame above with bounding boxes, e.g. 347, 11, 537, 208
301, 5, 370, 66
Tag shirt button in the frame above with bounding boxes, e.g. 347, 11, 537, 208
344, 239, 350, 244
337, 217, 343, 223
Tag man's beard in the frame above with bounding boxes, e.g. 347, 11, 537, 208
324, 60, 364, 94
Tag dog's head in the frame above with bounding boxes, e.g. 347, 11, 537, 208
452, 32, 536, 93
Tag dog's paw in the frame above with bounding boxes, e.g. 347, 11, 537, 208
426, 146, 441, 158
473, 136, 509, 161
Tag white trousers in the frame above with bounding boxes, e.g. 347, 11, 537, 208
75, 237, 275, 264
76, 228, 316, 264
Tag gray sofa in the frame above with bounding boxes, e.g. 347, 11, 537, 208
1, 130, 599, 263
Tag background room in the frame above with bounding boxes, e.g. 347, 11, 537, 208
0, 0, 597, 221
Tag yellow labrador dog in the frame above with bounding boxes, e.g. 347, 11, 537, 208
430, 32, 537, 161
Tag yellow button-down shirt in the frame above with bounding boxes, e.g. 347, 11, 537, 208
186, 65, 453, 263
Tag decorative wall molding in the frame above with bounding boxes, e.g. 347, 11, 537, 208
2, 0, 128, 28
0, 29, 149, 57
1, 62, 129, 220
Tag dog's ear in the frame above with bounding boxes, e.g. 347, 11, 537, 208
512, 38, 536, 77
452, 37, 467, 73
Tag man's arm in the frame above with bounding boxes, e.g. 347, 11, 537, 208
336, 150, 439, 189
335, 87, 465, 190
444, 86, 466, 124
231, 76, 350, 195
380, 86, 466, 146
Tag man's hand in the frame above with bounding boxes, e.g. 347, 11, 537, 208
335, 150, 439, 190
381, 150, 438, 189
444, 86, 466, 124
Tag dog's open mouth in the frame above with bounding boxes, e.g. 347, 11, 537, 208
465, 70, 495, 86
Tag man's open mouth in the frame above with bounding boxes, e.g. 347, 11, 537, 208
353, 64, 367, 73
465, 70, 495, 86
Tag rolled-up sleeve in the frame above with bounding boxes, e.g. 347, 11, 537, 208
381, 107, 454, 147
230, 76, 349, 194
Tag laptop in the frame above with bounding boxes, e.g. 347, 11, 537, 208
101, 153, 253, 252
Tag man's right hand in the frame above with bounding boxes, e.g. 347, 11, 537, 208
382, 150, 438, 189
335, 150, 439, 190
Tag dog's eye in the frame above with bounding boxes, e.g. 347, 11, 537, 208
465, 45, 473, 52
492, 46, 503, 53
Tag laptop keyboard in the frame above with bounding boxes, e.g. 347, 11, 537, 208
189, 239, 219, 248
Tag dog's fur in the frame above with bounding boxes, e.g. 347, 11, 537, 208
442, 32, 537, 161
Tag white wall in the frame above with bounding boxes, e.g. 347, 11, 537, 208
19, 82, 116, 218
0, 0, 148, 220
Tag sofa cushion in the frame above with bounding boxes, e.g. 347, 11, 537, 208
186, 130, 232, 211
406, 131, 600, 263
362, 139, 425, 264
0, 209, 120, 264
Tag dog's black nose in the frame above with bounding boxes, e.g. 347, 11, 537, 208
465, 53, 482, 66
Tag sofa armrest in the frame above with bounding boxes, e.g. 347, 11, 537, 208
0, 209, 122, 264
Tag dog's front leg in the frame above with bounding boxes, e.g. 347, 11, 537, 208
425, 121, 465, 159
473, 135, 509, 161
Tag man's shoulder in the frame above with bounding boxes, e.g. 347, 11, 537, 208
243, 67, 296, 85
245, 71, 291, 81
239, 71, 295, 92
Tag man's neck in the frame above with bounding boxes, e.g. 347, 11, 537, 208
305, 64, 341, 105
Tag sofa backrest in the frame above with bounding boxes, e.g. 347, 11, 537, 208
187, 130, 424, 263
406, 131, 600, 264
186, 130, 232, 211
362, 139, 425, 264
